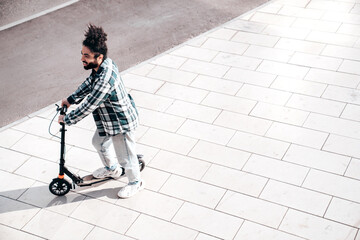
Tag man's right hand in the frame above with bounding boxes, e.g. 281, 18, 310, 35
61, 98, 71, 108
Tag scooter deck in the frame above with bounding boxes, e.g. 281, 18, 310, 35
77, 174, 113, 187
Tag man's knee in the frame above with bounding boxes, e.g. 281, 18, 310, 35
92, 132, 102, 150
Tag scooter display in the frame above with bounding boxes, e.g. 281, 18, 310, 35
48, 105, 145, 196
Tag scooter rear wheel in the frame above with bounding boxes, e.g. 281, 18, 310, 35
49, 178, 71, 196
139, 158, 145, 172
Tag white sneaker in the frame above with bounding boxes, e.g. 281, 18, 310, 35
92, 166, 122, 179
118, 180, 144, 198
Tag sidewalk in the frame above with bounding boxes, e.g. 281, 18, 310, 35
1, 0, 360, 239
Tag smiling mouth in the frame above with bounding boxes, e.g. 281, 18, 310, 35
82, 62, 88, 65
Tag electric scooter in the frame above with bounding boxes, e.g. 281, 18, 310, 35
48, 104, 145, 196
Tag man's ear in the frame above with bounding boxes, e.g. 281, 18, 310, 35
97, 54, 104, 62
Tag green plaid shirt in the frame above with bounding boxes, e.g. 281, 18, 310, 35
64, 58, 139, 136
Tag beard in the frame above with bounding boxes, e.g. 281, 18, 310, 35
83, 61, 99, 70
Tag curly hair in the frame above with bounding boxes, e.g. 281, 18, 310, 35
83, 24, 108, 59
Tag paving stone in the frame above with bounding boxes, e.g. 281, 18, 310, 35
2, 0, 360, 239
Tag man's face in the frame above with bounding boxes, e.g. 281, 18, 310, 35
81, 46, 100, 70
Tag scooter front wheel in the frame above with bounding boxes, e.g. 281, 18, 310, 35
49, 178, 71, 196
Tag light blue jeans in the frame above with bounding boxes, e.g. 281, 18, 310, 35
92, 130, 141, 183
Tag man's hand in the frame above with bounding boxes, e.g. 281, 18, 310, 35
58, 98, 70, 124
61, 98, 71, 108
58, 115, 65, 124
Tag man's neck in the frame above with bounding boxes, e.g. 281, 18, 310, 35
93, 60, 103, 73
94, 64, 100, 73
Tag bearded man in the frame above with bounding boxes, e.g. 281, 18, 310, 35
58, 24, 143, 198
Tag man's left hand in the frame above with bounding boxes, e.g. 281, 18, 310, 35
58, 115, 65, 124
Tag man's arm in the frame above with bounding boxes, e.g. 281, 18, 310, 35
63, 69, 113, 125
58, 77, 92, 124
67, 77, 93, 105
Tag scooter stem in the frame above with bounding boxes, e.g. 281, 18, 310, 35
59, 106, 67, 177
59, 123, 66, 177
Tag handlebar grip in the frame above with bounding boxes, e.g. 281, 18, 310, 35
60, 105, 68, 115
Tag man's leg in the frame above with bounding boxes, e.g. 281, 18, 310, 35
112, 131, 143, 198
92, 130, 121, 178
112, 131, 141, 183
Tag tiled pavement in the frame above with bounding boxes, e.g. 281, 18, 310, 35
1, 0, 360, 239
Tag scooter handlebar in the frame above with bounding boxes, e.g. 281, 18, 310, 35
60, 105, 68, 115
56, 104, 67, 115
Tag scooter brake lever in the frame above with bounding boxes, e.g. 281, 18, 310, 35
55, 104, 61, 112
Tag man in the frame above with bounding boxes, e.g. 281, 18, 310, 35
58, 24, 143, 198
